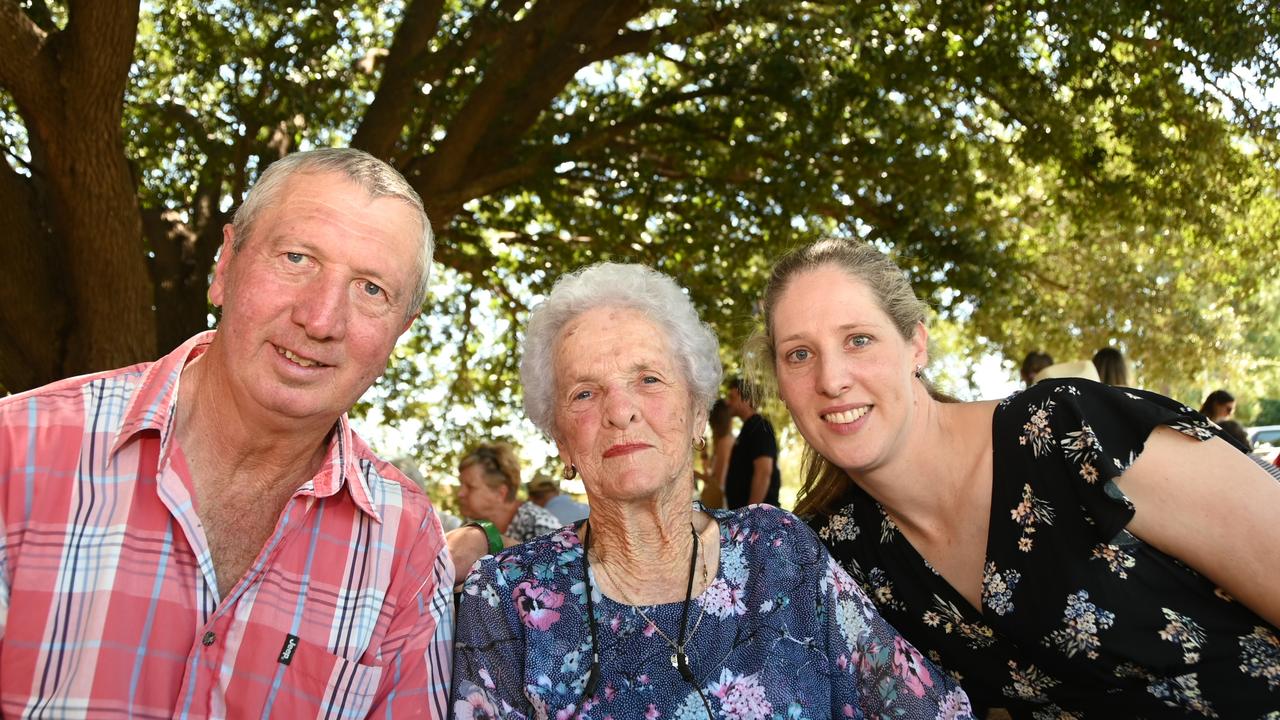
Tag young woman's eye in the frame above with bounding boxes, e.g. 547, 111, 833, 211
849, 334, 871, 348
785, 348, 811, 363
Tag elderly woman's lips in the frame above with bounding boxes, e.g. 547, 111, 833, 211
602, 443, 648, 458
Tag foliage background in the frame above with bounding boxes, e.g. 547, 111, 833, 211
3, 1, 1280, 507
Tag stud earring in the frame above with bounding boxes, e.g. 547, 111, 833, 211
913, 364, 923, 379
562, 464, 577, 480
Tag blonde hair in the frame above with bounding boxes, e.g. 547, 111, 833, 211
458, 441, 522, 502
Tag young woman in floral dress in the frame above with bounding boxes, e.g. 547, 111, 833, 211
748, 239, 1280, 718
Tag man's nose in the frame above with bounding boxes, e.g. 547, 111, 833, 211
291, 275, 349, 341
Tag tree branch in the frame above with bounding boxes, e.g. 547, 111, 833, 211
425, 86, 729, 210
0, 2, 59, 109
353, 0, 448, 157
409, 0, 748, 220
22, 0, 57, 33
61, 0, 140, 117
581, 7, 735, 67
411, 0, 619, 190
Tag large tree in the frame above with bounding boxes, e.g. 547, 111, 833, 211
3, 0, 1279, 461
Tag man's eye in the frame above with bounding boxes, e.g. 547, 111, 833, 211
286, 252, 305, 263
362, 281, 383, 297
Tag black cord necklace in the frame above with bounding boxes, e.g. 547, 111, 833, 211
577, 520, 713, 718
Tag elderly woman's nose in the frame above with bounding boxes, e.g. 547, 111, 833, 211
602, 388, 640, 427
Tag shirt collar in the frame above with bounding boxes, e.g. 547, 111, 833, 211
306, 414, 383, 522
112, 330, 382, 521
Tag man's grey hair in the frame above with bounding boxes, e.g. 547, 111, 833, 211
231, 148, 434, 319
520, 262, 723, 437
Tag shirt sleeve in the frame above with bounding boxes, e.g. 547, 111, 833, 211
818, 538, 975, 718
0, 419, 10, 643
365, 512, 456, 719
450, 558, 534, 720
530, 506, 564, 538
1020, 379, 1228, 542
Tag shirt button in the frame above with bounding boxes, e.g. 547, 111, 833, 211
202, 631, 216, 646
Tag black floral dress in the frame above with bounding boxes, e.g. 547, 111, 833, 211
809, 379, 1280, 719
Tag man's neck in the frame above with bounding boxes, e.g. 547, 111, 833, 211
173, 348, 337, 600
174, 347, 333, 491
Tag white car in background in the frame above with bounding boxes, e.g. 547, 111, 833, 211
1247, 425, 1280, 465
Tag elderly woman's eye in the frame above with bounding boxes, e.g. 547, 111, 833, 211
574, 389, 593, 400
641, 375, 660, 384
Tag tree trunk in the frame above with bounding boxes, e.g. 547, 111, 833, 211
0, 0, 153, 392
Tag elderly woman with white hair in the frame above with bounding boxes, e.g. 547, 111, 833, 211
449, 263, 972, 720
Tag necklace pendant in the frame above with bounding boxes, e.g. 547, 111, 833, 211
670, 653, 679, 669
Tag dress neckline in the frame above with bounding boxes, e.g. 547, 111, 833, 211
846, 400, 1007, 621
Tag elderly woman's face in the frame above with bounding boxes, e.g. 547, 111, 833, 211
552, 307, 698, 503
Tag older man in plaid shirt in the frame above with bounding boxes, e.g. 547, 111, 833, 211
0, 149, 453, 718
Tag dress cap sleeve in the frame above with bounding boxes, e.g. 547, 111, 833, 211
1005, 378, 1224, 543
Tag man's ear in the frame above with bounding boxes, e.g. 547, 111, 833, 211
209, 224, 238, 307
400, 311, 419, 335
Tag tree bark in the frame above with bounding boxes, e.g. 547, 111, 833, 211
0, 154, 66, 390
0, 0, 152, 391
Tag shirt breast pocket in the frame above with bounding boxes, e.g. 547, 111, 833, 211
245, 634, 386, 718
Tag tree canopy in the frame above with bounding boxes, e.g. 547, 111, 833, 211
3, 0, 1280, 479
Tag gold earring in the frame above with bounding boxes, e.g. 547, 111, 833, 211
693, 437, 707, 452
562, 464, 577, 480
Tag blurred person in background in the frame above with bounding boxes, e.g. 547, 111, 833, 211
1019, 351, 1053, 386
456, 441, 562, 550
393, 455, 463, 531
1218, 420, 1280, 482
1091, 346, 1130, 387
723, 376, 781, 509
696, 398, 733, 509
527, 472, 590, 524
1199, 389, 1236, 424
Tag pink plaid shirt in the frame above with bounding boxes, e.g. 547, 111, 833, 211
0, 332, 453, 718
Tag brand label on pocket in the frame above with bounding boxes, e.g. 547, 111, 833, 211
278, 634, 300, 665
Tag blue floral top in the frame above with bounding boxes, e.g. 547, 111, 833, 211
450, 504, 974, 720
810, 379, 1280, 718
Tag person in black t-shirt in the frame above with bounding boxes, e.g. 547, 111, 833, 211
723, 377, 781, 509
